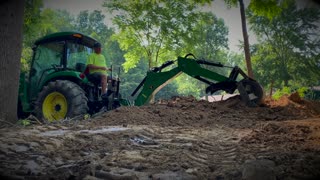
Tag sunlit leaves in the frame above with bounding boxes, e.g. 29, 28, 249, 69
249, 0, 291, 19
103, 0, 216, 71
223, 0, 290, 18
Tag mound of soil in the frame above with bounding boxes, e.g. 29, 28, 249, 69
0, 93, 320, 179
264, 92, 320, 118
87, 94, 320, 130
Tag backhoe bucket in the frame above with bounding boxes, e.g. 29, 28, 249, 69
237, 79, 264, 107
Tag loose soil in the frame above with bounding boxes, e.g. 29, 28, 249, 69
1, 94, 320, 179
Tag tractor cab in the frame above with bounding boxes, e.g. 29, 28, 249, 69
28, 32, 95, 100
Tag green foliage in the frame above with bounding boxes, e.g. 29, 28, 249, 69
176, 74, 202, 98
103, 0, 235, 99
104, 0, 222, 72
74, 10, 117, 67
22, 1, 75, 72
17, 119, 31, 126
74, 10, 110, 39
223, 0, 289, 18
22, 0, 43, 73
249, 0, 320, 89
248, 0, 291, 18
155, 82, 179, 100
174, 12, 230, 97
120, 60, 148, 101
223, 0, 238, 8
297, 87, 308, 98
24, 0, 43, 43
272, 86, 291, 100
272, 86, 308, 100
182, 12, 229, 59
83, 114, 91, 120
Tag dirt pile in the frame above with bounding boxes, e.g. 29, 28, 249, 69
0, 94, 320, 179
88, 95, 320, 129
264, 92, 320, 118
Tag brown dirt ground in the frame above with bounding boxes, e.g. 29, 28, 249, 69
0, 94, 320, 179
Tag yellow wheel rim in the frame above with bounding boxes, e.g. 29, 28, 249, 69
42, 92, 68, 122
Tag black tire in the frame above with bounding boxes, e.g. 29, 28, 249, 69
35, 80, 88, 122
113, 93, 122, 109
17, 99, 28, 119
239, 79, 264, 105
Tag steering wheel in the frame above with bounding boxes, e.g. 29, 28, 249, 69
184, 53, 197, 59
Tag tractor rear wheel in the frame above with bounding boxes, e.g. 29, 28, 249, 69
35, 80, 88, 122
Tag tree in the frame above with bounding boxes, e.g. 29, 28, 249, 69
23, 0, 42, 45
183, 12, 229, 59
75, 10, 108, 34
248, 0, 320, 88
21, 7, 75, 72
176, 12, 230, 98
120, 60, 149, 101
74, 10, 118, 66
0, 0, 25, 122
21, 0, 43, 72
104, 0, 214, 72
239, 0, 253, 78
220, 0, 291, 78
220, 0, 254, 77
40, 9, 74, 34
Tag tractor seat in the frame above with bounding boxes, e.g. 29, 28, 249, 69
83, 66, 113, 86
82, 67, 100, 86
87, 74, 101, 86
75, 63, 86, 72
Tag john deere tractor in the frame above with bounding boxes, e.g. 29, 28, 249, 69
18, 32, 121, 122
18, 32, 264, 122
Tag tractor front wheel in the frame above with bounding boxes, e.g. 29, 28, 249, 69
35, 80, 88, 122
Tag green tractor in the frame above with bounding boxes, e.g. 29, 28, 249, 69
18, 32, 121, 122
18, 32, 264, 122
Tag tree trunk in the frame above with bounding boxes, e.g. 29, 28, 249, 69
269, 80, 274, 97
0, 0, 25, 123
239, 0, 254, 78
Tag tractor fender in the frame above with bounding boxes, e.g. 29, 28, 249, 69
39, 71, 89, 91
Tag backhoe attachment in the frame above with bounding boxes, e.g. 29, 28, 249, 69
132, 55, 263, 106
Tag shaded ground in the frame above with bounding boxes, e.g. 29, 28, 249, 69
0, 94, 320, 179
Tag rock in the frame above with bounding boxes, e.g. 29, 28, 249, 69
242, 159, 276, 180
185, 168, 197, 173
95, 170, 139, 180
151, 171, 197, 180
83, 175, 103, 180
22, 160, 41, 175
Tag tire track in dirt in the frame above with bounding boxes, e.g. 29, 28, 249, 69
0, 122, 318, 179
115, 125, 249, 178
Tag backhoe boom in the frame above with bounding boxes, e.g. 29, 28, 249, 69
132, 56, 263, 106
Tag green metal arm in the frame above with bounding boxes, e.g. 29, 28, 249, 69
133, 56, 232, 106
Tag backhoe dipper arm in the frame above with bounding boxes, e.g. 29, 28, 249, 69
132, 56, 232, 106
133, 67, 181, 106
